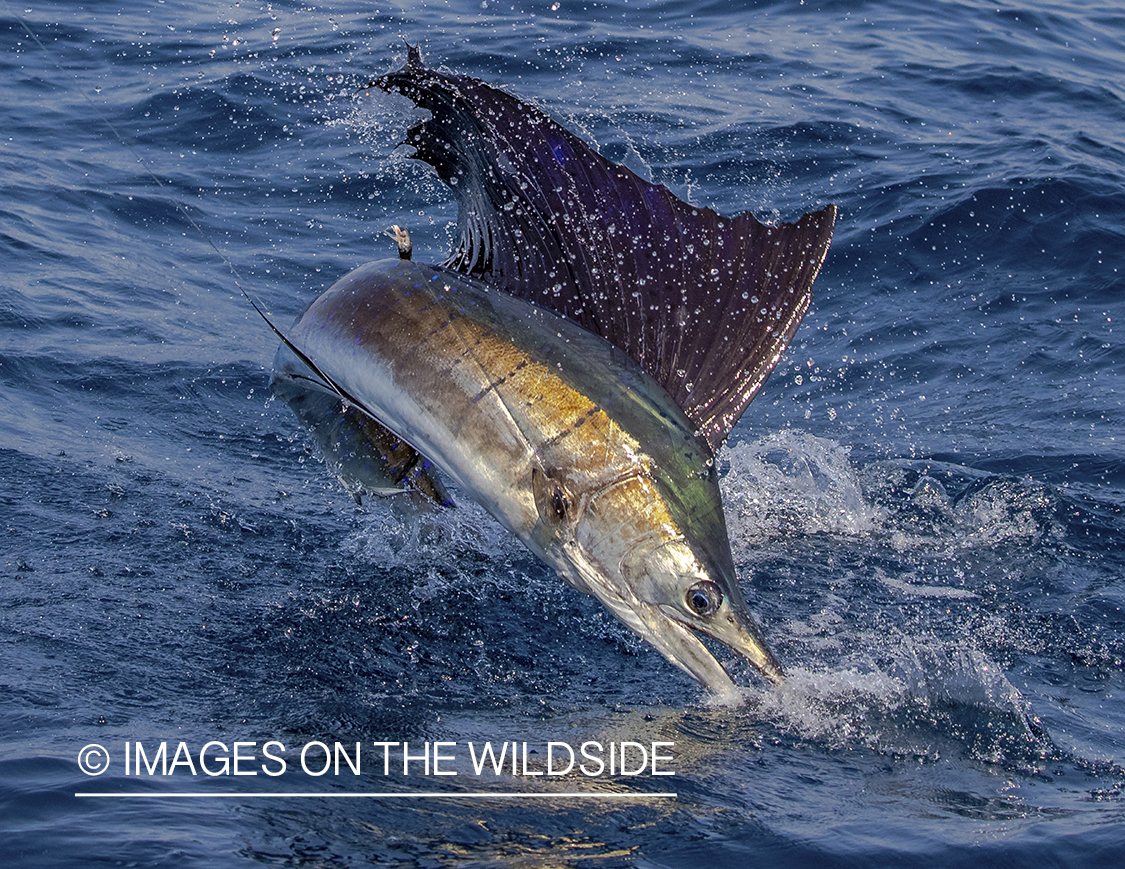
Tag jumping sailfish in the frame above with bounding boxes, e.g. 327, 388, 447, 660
269, 47, 836, 702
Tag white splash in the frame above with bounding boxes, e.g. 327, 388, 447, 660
751, 642, 1047, 763
721, 429, 883, 545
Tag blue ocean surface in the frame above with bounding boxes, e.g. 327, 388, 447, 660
2, 0, 1124, 865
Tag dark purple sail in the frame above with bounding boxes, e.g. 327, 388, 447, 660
376, 46, 836, 453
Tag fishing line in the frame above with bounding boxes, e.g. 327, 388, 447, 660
13, 12, 291, 331
14, 12, 354, 400
17, 13, 480, 512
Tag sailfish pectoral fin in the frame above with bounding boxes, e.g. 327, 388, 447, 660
269, 325, 453, 508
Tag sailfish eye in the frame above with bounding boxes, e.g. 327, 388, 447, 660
686, 580, 722, 617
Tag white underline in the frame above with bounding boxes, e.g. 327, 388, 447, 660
75, 791, 677, 799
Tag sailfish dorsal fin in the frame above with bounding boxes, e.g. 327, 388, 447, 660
375, 46, 836, 453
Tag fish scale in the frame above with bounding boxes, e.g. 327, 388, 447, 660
270, 50, 828, 697
275, 254, 784, 698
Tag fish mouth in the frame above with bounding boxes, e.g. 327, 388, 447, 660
564, 542, 785, 703
618, 600, 784, 705
657, 602, 786, 687
623, 536, 786, 695
559, 476, 786, 701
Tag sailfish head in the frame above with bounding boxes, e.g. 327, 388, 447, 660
531, 464, 785, 703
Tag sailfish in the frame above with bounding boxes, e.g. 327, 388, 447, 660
269, 47, 836, 702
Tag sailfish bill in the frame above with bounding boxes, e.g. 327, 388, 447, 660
269, 47, 836, 700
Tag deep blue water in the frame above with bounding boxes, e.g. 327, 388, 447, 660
3, 0, 1124, 866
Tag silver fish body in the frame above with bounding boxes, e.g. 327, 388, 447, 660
275, 257, 783, 701
267, 49, 836, 698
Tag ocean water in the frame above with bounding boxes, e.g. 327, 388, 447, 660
2, 0, 1124, 865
